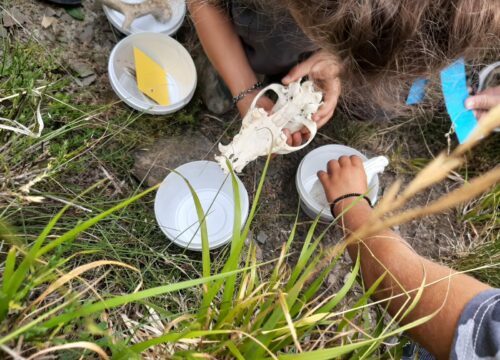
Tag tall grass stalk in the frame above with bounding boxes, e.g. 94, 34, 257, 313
1, 103, 499, 358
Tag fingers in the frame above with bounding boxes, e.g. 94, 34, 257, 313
338, 156, 350, 167
312, 78, 341, 126
300, 127, 311, 140
284, 130, 305, 147
258, 95, 275, 113
283, 129, 293, 146
327, 159, 340, 175
321, 156, 362, 177
350, 155, 363, 166
465, 94, 500, 111
326, 156, 363, 174
317, 170, 329, 185
474, 110, 488, 121
292, 132, 302, 147
282, 60, 312, 85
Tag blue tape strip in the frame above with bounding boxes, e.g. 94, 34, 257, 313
440, 58, 477, 144
406, 78, 429, 105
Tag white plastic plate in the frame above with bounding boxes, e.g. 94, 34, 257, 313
154, 161, 250, 251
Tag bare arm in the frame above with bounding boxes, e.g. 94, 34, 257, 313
318, 156, 491, 360
187, 1, 272, 115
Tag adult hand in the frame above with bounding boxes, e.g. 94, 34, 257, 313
282, 49, 342, 146
317, 156, 369, 214
465, 86, 500, 120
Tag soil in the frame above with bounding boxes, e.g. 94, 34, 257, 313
3, 0, 470, 281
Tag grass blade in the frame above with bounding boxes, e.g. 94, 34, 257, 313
2, 247, 16, 292
336, 272, 386, 333
201, 154, 272, 320
36, 184, 160, 257
226, 341, 245, 360
178, 173, 210, 278
318, 252, 361, 313
218, 161, 243, 321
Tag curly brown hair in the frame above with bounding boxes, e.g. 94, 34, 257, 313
203, 0, 500, 114
283, 0, 500, 114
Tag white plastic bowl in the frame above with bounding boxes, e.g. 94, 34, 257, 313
296, 145, 380, 222
154, 161, 250, 251
103, 0, 186, 36
108, 32, 197, 115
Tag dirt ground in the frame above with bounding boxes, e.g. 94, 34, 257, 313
2, 0, 471, 269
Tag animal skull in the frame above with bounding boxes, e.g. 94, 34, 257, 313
216, 80, 323, 173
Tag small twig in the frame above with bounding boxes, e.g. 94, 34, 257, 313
30, 189, 92, 213
0, 85, 51, 103
202, 113, 225, 124
0, 345, 26, 360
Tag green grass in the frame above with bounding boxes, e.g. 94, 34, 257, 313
454, 184, 500, 287
0, 35, 413, 359
0, 35, 205, 314
1, 27, 499, 359
0, 153, 413, 359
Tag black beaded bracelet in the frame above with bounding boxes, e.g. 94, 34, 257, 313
232, 81, 264, 104
330, 193, 373, 217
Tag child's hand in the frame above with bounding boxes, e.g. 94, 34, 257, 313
283, 49, 342, 127
465, 86, 500, 120
237, 92, 274, 117
317, 155, 368, 204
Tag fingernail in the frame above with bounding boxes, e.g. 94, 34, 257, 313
282, 76, 291, 83
465, 99, 473, 109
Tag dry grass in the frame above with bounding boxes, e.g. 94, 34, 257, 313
0, 12, 499, 358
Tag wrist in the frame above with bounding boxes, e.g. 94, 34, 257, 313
236, 92, 258, 116
232, 81, 264, 104
229, 75, 259, 99
333, 198, 373, 232
331, 194, 372, 216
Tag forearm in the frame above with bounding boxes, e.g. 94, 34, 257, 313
188, 2, 258, 102
339, 202, 490, 359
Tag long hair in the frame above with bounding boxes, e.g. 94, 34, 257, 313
283, 0, 500, 114
202, 0, 499, 114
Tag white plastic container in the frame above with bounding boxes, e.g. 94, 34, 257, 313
108, 32, 197, 115
154, 161, 250, 251
103, 0, 186, 36
296, 145, 388, 222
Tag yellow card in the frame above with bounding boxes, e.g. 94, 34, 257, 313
133, 47, 170, 106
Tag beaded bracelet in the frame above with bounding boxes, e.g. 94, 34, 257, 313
330, 193, 373, 217
232, 81, 264, 105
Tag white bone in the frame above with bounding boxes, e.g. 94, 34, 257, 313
100, 0, 172, 30
216, 80, 323, 173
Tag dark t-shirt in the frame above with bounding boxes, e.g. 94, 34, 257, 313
227, 1, 317, 75
451, 289, 500, 359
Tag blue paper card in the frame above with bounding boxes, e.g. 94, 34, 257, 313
440, 58, 477, 143
406, 78, 429, 105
